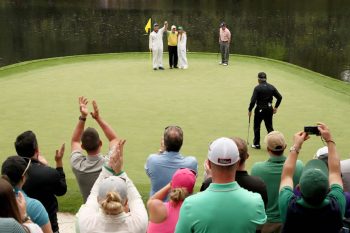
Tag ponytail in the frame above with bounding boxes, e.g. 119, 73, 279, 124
100, 191, 124, 215
169, 188, 189, 204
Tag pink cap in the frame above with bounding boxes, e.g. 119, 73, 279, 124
171, 168, 196, 194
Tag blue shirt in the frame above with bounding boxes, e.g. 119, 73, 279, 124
145, 151, 198, 196
15, 188, 49, 227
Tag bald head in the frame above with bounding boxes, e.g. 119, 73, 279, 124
163, 126, 183, 152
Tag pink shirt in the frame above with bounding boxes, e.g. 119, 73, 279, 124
147, 201, 182, 233
219, 27, 231, 42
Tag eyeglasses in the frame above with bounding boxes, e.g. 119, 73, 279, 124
21, 158, 31, 177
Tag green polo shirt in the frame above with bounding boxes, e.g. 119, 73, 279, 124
251, 155, 303, 223
175, 182, 266, 233
279, 184, 346, 222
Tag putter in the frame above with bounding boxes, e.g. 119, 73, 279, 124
246, 115, 251, 145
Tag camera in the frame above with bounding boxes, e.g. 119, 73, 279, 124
304, 126, 320, 136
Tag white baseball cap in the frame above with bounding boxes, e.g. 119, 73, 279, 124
98, 176, 127, 202
315, 146, 329, 159
208, 137, 240, 166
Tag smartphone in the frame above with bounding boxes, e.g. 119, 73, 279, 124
304, 126, 320, 136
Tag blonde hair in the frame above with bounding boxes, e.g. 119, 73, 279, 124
169, 187, 189, 204
100, 191, 124, 215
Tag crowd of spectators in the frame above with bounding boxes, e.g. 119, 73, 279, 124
0, 96, 348, 233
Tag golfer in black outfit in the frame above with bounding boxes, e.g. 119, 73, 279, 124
248, 72, 282, 149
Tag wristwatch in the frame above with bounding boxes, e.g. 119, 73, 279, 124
290, 146, 300, 154
79, 116, 86, 122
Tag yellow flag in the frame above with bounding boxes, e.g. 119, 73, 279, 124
145, 18, 151, 33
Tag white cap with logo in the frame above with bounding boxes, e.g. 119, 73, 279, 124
208, 137, 240, 166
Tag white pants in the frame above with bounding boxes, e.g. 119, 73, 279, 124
152, 48, 163, 68
178, 48, 188, 69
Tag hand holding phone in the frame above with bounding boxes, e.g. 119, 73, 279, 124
304, 126, 320, 136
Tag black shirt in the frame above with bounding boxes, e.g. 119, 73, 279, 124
283, 196, 343, 233
23, 159, 67, 232
248, 82, 282, 112
200, 170, 268, 208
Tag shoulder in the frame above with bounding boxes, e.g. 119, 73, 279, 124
0, 218, 26, 233
183, 155, 198, 163
246, 175, 266, 186
30, 162, 57, 173
147, 199, 168, 223
24, 222, 43, 233
267, 83, 277, 89
181, 155, 198, 169
251, 161, 265, 171
26, 195, 45, 209
238, 188, 266, 210
251, 161, 270, 176
278, 186, 295, 206
253, 85, 261, 91
146, 153, 162, 162
71, 151, 85, 161
328, 184, 345, 201
295, 160, 304, 170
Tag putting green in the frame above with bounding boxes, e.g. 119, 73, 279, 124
0, 53, 349, 212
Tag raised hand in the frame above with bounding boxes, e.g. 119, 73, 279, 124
158, 137, 165, 154
90, 100, 100, 120
317, 122, 333, 142
37, 154, 49, 166
293, 131, 309, 148
109, 139, 126, 174
79, 96, 89, 117
16, 191, 27, 221
55, 143, 65, 167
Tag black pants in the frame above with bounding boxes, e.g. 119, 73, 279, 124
168, 45, 178, 68
253, 107, 274, 146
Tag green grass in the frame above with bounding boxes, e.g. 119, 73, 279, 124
0, 53, 349, 213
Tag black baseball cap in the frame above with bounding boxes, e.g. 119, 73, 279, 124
258, 72, 267, 81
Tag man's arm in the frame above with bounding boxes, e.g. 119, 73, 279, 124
228, 29, 231, 43
90, 100, 118, 149
248, 87, 258, 115
71, 96, 89, 152
163, 21, 168, 32
54, 143, 67, 196
149, 33, 152, 51
159, 21, 168, 34
318, 123, 342, 187
280, 131, 309, 191
273, 87, 282, 113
